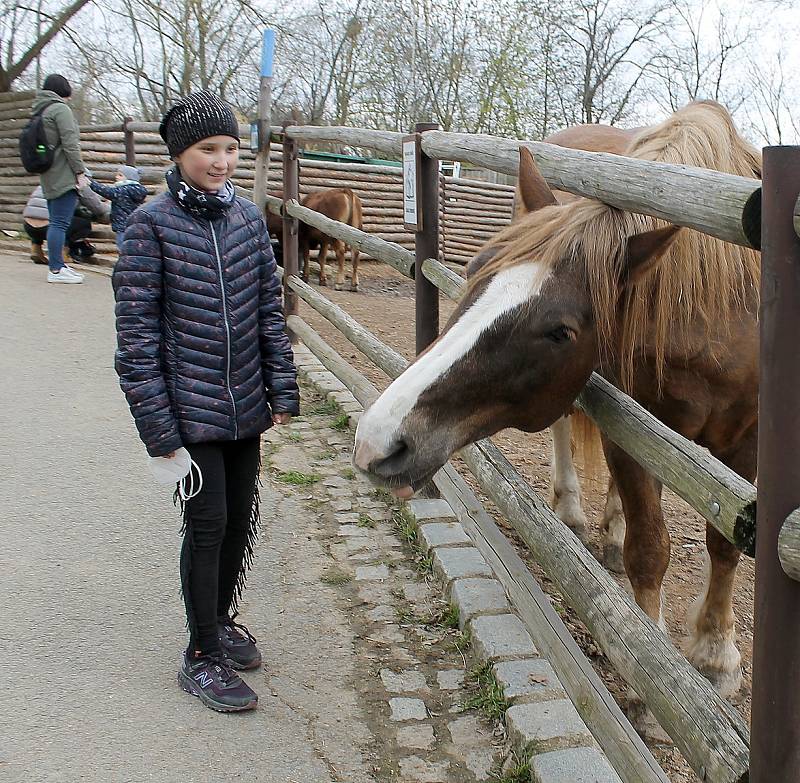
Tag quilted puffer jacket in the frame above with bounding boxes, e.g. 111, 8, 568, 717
112, 191, 299, 457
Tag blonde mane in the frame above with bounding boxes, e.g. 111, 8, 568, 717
470, 101, 761, 390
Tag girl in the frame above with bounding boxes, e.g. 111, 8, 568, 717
112, 90, 299, 712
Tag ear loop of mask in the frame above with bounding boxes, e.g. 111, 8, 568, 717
178, 458, 204, 501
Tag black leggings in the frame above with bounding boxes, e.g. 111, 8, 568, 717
180, 438, 261, 655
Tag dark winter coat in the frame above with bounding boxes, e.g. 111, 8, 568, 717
89, 179, 148, 232
112, 190, 299, 457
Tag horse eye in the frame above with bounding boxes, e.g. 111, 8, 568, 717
548, 326, 574, 344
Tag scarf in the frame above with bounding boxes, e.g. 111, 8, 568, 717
166, 166, 235, 220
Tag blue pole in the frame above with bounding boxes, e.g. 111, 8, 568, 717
261, 29, 275, 78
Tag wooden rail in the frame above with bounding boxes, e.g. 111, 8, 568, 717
283, 124, 762, 250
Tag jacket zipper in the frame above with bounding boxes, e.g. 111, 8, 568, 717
210, 221, 238, 439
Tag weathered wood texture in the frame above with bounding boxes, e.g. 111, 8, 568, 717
281, 123, 760, 249
778, 508, 800, 581
421, 131, 761, 249
282, 198, 415, 278
576, 375, 757, 555
286, 275, 750, 782
286, 315, 381, 407
287, 311, 669, 783
459, 440, 750, 783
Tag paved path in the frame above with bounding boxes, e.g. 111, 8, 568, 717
0, 256, 378, 782
0, 254, 503, 783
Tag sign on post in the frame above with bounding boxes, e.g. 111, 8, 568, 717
403, 134, 422, 231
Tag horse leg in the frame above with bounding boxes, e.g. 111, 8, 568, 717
604, 439, 668, 626
350, 244, 360, 292
600, 477, 626, 574
318, 240, 329, 286
550, 416, 588, 543
685, 427, 754, 698
334, 240, 346, 291
604, 438, 670, 737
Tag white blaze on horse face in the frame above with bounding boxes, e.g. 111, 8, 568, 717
355, 262, 551, 467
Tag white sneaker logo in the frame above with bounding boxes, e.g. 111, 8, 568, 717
195, 671, 213, 688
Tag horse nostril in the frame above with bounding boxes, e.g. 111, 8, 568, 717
370, 438, 410, 477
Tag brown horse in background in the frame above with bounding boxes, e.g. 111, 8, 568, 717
354, 101, 761, 700
265, 188, 363, 292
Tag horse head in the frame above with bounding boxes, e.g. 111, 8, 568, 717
353, 147, 679, 496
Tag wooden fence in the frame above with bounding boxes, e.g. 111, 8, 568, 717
264, 120, 800, 783
0, 93, 513, 263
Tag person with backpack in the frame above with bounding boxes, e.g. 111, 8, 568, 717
26, 74, 88, 284
89, 165, 148, 252
113, 90, 299, 712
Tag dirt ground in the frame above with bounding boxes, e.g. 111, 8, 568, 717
298, 259, 755, 783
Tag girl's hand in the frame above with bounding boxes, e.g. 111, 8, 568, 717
272, 412, 292, 425
163, 451, 176, 458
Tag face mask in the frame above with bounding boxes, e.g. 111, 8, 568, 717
148, 446, 203, 501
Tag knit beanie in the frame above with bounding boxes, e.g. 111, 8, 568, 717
42, 74, 72, 98
159, 90, 239, 158
119, 165, 141, 182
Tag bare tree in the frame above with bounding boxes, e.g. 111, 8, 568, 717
554, 0, 669, 126
59, 0, 269, 119
0, 0, 94, 91
647, 0, 752, 113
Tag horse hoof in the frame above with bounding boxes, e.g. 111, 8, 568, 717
319, 277, 327, 287
553, 495, 589, 544
603, 542, 626, 574
334, 283, 343, 291
351, 283, 359, 292
700, 666, 743, 699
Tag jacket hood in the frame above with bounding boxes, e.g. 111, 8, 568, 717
32, 91, 67, 113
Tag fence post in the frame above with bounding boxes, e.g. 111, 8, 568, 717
750, 145, 800, 782
414, 121, 440, 354
282, 129, 300, 318
253, 29, 275, 215
123, 116, 135, 165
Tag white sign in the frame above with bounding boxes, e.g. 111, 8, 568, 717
403, 136, 420, 230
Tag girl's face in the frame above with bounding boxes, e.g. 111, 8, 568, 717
174, 135, 240, 192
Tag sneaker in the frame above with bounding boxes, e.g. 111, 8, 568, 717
178, 652, 258, 712
218, 617, 262, 670
47, 266, 84, 284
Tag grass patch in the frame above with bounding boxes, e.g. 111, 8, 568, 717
287, 431, 303, 443
440, 603, 460, 629
490, 757, 531, 783
315, 449, 338, 461
357, 512, 376, 529
274, 470, 321, 486
452, 627, 472, 656
332, 413, 350, 431
341, 467, 356, 480
309, 399, 342, 416
371, 487, 395, 505
321, 568, 352, 586
464, 662, 509, 721
391, 507, 434, 576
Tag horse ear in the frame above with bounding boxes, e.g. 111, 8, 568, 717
622, 225, 682, 285
516, 146, 557, 215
